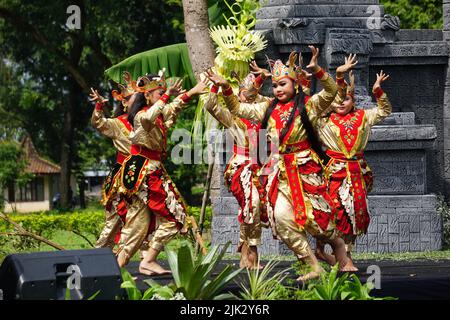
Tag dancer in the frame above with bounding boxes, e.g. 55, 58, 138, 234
116, 71, 207, 275
317, 68, 392, 271
89, 72, 135, 250
208, 47, 349, 281
203, 70, 269, 269
314, 54, 359, 267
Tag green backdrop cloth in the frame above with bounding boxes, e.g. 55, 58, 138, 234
104, 43, 197, 89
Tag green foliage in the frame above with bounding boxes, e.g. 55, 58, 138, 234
237, 259, 292, 300
120, 268, 145, 300
120, 242, 240, 300
0, 140, 32, 207
166, 241, 242, 300
0, 209, 104, 251
296, 265, 397, 300
381, 0, 443, 29
0, 0, 189, 206
187, 205, 212, 231
437, 195, 450, 247
120, 268, 185, 300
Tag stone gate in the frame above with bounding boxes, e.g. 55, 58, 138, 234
211, 0, 447, 254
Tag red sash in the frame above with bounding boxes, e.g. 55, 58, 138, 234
116, 152, 127, 164
281, 140, 312, 227
131, 145, 162, 161
326, 150, 364, 161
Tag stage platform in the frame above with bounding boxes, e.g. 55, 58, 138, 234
126, 259, 450, 300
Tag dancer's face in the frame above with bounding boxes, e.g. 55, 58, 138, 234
272, 78, 295, 103
145, 88, 166, 105
333, 95, 354, 115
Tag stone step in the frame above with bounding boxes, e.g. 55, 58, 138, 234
378, 112, 415, 125
370, 124, 437, 141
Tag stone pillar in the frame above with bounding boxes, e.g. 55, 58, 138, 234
443, 0, 450, 198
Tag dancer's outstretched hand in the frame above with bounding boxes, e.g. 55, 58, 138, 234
373, 70, 390, 93
299, 69, 312, 81
336, 54, 358, 76
167, 78, 184, 97
306, 46, 320, 71
89, 87, 108, 104
206, 69, 229, 88
250, 61, 271, 78
187, 79, 209, 96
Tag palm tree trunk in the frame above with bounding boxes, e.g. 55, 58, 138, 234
182, 0, 215, 78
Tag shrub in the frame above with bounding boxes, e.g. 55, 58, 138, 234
295, 264, 397, 300
237, 259, 293, 300
166, 241, 241, 300
121, 242, 241, 300
0, 209, 104, 251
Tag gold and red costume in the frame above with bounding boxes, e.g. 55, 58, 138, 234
318, 86, 392, 249
205, 80, 269, 249
223, 67, 339, 259
116, 93, 190, 265
91, 103, 131, 249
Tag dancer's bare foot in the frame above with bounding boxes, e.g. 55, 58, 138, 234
247, 246, 264, 270
315, 249, 336, 266
340, 253, 358, 272
139, 261, 172, 276
329, 238, 349, 271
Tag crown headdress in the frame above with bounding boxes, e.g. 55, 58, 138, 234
269, 52, 303, 83
111, 71, 135, 101
132, 68, 167, 93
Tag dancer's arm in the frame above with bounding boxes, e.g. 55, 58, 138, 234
335, 54, 357, 106
204, 87, 234, 129
205, 69, 269, 122
366, 70, 392, 126
89, 88, 120, 139
305, 46, 338, 116
163, 80, 208, 128
222, 86, 269, 122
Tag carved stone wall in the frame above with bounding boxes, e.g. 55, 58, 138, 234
210, 0, 445, 254
369, 64, 446, 194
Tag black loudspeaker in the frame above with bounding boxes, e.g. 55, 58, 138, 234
0, 248, 123, 300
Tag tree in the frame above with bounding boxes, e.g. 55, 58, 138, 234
380, 0, 443, 29
182, 0, 216, 78
0, 0, 186, 208
0, 141, 31, 208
